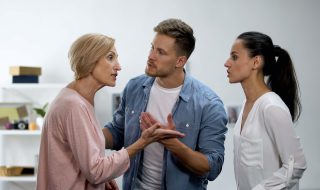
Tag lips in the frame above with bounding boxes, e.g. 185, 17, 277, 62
148, 64, 157, 70
111, 74, 117, 80
147, 60, 156, 67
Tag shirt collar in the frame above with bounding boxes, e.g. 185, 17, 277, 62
142, 70, 193, 103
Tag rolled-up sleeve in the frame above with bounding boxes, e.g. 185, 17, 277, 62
199, 98, 228, 180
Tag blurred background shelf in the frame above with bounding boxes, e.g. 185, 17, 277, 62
0, 176, 36, 182
0, 83, 65, 89
0, 130, 41, 136
0, 83, 61, 188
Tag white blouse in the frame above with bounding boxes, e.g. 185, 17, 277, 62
233, 92, 307, 190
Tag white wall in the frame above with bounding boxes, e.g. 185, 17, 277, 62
0, 0, 319, 189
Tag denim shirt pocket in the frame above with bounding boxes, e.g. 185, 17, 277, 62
175, 121, 199, 150
240, 135, 263, 169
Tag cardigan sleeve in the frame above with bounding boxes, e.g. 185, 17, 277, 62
254, 105, 307, 189
65, 104, 130, 184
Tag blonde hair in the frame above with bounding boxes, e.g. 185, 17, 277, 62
68, 33, 115, 80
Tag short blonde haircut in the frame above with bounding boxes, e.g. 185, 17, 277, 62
154, 18, 195, 58
68, 33, 115, 80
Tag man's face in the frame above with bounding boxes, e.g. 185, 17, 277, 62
145, 33, 179, 77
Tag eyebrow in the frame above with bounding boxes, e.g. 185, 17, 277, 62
108, 51, 118, 57
151, 43, 167, 53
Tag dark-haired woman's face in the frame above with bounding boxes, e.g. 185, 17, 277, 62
224, 39, 255, 83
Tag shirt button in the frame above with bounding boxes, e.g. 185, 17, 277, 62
131, 110, 134, 114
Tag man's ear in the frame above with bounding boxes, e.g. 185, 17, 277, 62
176, 56, 187, 68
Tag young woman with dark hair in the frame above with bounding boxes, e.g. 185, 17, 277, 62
225, 31, 307, 190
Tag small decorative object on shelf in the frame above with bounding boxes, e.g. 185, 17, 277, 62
0, 166, 34, 176
33, 103, 48, 118
28, 122, 37, 131
12, 75, 39, 83
33, 102, 48, 129
0, 166, 23, 176
9, 66, 42, 84
9, 66, 42, 76
13, 120, 29, 130
4, 122, 13, 130
0, 103, 32, 130
3, 120, 29, 130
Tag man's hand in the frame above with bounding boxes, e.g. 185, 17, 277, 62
140, 112, 178, 144
140, 122, 184, 145
126, 119, 184, 158
140, 112, 176, 131
140, 112, 157, 130
139, 112, 210, 176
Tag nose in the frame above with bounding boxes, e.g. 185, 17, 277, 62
148, 49, 156, 60
114, 60, 122, 71
224, 59, 230, 68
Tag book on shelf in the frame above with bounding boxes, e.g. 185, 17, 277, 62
9, 66, 42, 76
12, 75, 39, 83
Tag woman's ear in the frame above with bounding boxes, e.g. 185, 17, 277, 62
176, 56, 187, 68
253, 55, 263, 70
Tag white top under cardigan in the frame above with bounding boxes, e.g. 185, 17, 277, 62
233, 92, 307, 190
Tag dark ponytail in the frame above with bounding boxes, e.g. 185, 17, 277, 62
268, 46, 301, 121
238, 32, 301, 122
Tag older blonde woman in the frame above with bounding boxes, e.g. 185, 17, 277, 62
36, 34, 184, 190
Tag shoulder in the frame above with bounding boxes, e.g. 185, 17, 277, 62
187, 76, 221, 102
260, 92, 289, 112
259, 92, 291, 120
57, 88, 86, 106
128, 74, 150, 83
48, 88, 91, 116
126, 74, 152, 88
123, 74, 155, 95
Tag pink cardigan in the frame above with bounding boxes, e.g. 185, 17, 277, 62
37, 88, 129, 190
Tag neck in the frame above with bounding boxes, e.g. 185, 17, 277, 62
241, 76, 270, 103
67, 77, 103, 106
156, 70, 185, 88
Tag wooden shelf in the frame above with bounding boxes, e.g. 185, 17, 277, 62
0, 83, 65, 89
0, 130, 41, 135
0, 176, 36, 182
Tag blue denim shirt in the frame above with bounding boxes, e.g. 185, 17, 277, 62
105, 72, 228, 190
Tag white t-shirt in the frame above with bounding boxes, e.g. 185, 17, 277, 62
135, 80, 182, 190
233, 92, 307, 190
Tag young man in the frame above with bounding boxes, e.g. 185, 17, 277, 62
103, 18, 228, 190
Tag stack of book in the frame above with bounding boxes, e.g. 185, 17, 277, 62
9, 66, 42, 83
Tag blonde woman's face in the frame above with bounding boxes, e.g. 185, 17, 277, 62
91, 46, 121, 87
